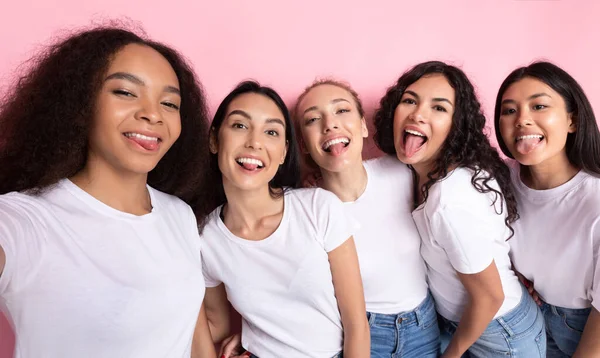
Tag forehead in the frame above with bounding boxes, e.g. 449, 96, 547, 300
503, 77, 558, 100
299, 84, 355, 109
406, 74, 454, 99
228, 92, 284, 118
106, 44, 179, 87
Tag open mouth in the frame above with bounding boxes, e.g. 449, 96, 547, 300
235, 157, 265, 171
124, 132, 162, 151
403, 129, 428, 158
515, 134, 544, 155
322, 137, 350, 155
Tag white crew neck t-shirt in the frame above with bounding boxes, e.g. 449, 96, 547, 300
412, 167, 522, 322
344, 155, 428, 314
508, 161, 600, 310
0, 179, 206, 358
201, 188, 354, 358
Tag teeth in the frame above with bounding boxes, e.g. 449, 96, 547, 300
125, 132, 159, 142
405, 129, 426, 137
323, 137, 350, 150
236, 157, 264, 167
516, 134, 543, 141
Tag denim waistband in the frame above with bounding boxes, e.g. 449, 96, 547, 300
541, 302, 592, 316
367, 292, 435, 327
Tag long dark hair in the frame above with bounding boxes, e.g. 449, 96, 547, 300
494, 61, 600, 176
374, 61, 519, 231
199, 80, 301, 225
0, 25, 212, 220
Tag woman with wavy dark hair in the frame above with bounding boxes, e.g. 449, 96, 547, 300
199, 81, 369, 358
495, 61, 600, 357
0, 26, 215, 357
374, 61, 545, 357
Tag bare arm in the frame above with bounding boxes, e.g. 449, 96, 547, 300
202, 284, 232, 344
442, 261, 505, 358
328, 237, 370, 357
573, 307, 600, 357
191, 304, 218, 358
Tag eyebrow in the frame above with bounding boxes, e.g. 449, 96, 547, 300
105, 72, 181, 95
302, 98, 351, 114
404, 90, 454, 107
501, 92, 552, 106
227, 109, 286, 127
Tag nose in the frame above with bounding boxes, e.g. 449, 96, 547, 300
322, 113, 340, 133
408, 105, 427, 124
515, 109, 533, 128
245, 128, 263, 150
135, 98, 162, 124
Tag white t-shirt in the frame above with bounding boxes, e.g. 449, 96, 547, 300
345, 156, 428, 314
412, 167, 522, 322
508, 162, 600, 310
0, 179, 205, 358
201, 188, 353, 358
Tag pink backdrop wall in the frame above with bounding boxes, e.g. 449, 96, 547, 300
0, 0, 598, 355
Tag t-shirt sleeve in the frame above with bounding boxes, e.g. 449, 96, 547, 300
429, 203, 496, 275
590, 218, 600, 311
314, 189, 355, 253
199, 220, 223, 288
0, 194, 45, 295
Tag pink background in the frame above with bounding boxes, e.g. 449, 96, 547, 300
0, 0, 598, 355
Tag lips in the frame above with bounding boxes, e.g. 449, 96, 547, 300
123, 132, 162, 151
514, 134, 544, 155
235, 156, 265, 171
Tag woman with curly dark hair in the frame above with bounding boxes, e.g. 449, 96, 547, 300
374, 61, 545, 357
495, 61, 600, 357
0, 26, 215, 357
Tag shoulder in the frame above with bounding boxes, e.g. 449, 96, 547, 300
426, 167, 496, 212
576, 172, 600, 213
286, 187, 341, 207
0, 191, 49, 228
364, 155, 412, 178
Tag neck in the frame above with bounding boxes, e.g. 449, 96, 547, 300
70, 156, 151, 215
522, 152, 579, 190
320, 160, 368, 202
222, 181, 283, 231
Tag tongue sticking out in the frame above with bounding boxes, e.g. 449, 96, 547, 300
516, 137, 542, 155
404, 134, 426, 158
129, 137, 159, 151
241, 163, 259, 171
328, 142, 347, 156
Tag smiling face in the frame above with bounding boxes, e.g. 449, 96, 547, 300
211, 92, 288, 192
393, 74, 455, 174
88, 43, 182, 176
498, 77, 576, 167
296, 84, 368, 173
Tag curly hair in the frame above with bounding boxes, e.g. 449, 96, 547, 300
292, 78, 366, 186
374, 61, 519, 233
0, 24, 213, 220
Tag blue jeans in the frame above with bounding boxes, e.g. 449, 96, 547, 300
541, 302, 591, 357
440, 285, 546, 357
368, 292, 440, 357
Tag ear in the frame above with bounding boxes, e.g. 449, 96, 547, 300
281, 140, 288, 165
209, 128, 218, 154
568, 113, 577, 134
361, 117, 369, 138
